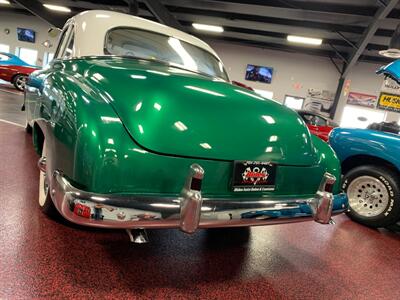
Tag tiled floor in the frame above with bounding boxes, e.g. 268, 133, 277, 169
1, 120, 400, 299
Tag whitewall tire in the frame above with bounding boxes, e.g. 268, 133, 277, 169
38, 140, 59, 217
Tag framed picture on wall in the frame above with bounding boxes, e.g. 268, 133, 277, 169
245, 64, 273, 83
283, 95, 305, 110
347, 92, 377, 108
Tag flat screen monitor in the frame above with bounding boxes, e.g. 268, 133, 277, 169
245, 64, 273, 84
17, 28, 36, 43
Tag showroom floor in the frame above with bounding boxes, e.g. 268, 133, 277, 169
1, 89, 400, 299
0, 83, 25, 126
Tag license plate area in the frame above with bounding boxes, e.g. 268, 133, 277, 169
232, 161, 276, 192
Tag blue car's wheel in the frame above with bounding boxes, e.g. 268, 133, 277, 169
343, 165, 400, 228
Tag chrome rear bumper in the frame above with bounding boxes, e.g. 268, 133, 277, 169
47, 164, 348, 233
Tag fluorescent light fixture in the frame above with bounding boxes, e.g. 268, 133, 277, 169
153, 103, 162, 111
43, 4, 71, 12
174, 121, 188, 131
0, 0, 10, 5
96, 14, 110, 18
101, 116, 121, 123
132, 148, 148, 154
200, 143, 212, 149
262, 115, 275, 124
130, 74, 146, 79
185, 85, 225, 97
146, 70, 170, 76
138, 124, 144, 134
193, 23, 224, 33
269, 135, 278, 142
287, 35, 322, 46
168, 37, 198, 71
135, 101, 142, 112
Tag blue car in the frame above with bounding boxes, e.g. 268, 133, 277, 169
329, 61, 400, 228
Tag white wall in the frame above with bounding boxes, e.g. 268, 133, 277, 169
0, 12, 58, 66
209, 40, 399, 124
209, 41, 339, 102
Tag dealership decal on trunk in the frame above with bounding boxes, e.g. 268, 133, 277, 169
232, 161, 276, 192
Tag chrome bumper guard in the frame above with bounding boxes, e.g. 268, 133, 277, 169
48, 164, 347, 234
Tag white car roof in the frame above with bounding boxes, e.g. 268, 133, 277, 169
66, 10, 220, 60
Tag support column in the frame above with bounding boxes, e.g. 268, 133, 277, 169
330, 76, 346, 120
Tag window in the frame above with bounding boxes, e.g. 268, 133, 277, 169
54, 28, 68, 59
63, 31, 74, 59
55, 24, 74, 59
284, 95, 305, 110
16, 47, 38, 66
105, 28, 228, 80
0, 44, 10, 53
43, 52, 55, 66
340, 105, 386, 129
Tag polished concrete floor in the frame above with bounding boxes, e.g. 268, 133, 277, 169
1, 91, 400, 299
0, 83, 25, 125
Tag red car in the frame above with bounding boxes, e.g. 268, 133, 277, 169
0, 52, 39, 91
297, 110, 338, 142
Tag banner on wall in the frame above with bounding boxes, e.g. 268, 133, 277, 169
343, 79, 351, 97
303, 89, 334, 117
346, 92, 377, 108
381, 77, 400, 94
377, 92, 400, 113
377, 77, 400, 113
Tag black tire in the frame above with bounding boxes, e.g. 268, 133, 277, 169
25, 122, 32, 134
342, 165, 400, 228
40, 192, 59, 218
13, 74, 28, 91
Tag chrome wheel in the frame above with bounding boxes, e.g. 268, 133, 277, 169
347, 176, 389, 217
14, 75, 27, 91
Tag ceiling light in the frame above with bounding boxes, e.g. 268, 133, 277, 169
287, 35, 322, 46
43, 4, 71, 13
379, 49, 400, 58
192, 23, 224, 33
0, 0, 10, 4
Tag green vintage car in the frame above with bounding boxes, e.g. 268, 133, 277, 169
25, 10, 347, 241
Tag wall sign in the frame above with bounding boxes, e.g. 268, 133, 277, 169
346, 92, 377, 108
377, 92, 400, 112
303, 88, 334, 117
343, 79, 351, 96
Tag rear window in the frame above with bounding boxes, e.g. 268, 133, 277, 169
105, 27, 228, 80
